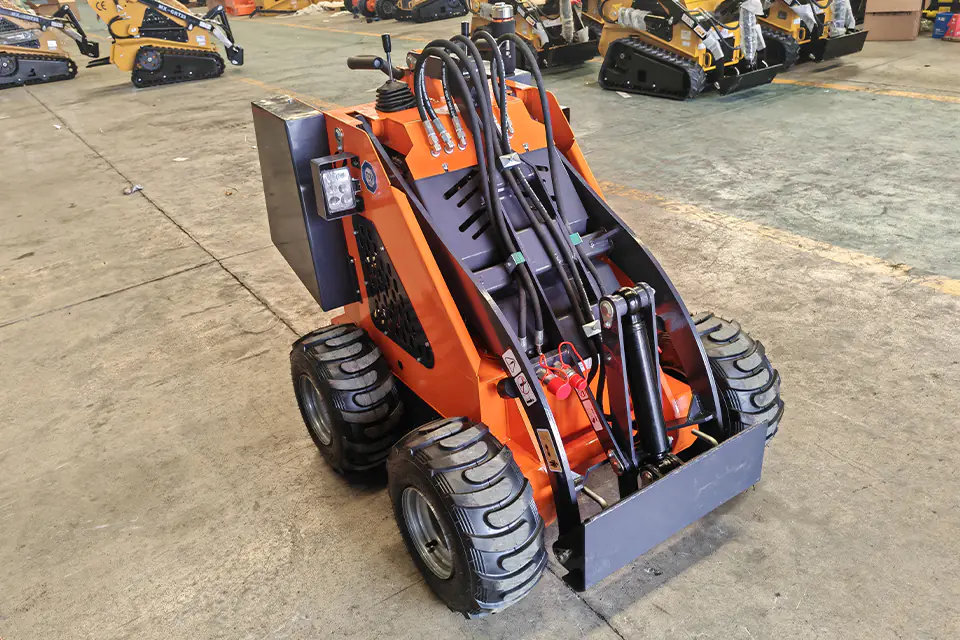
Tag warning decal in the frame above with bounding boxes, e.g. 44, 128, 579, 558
536, 429, 562, 473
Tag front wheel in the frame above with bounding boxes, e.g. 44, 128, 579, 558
694, 312, 784, 442
387, 418, 546, 617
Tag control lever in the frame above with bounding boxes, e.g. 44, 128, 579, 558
345, 52, 404, 78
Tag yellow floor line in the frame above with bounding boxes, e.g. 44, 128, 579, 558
772, 77, 960, 105
599, 181, 960, 298
273, 21, 428, 42
230, 71, 960, 299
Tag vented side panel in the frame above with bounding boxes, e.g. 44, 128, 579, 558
354, 216, 435, 368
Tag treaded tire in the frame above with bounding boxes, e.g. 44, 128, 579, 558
694, 312, 784, 442
291, 324, 404, 474
387, 418, 547, 617
376, 0, 396, 18
761, 26, 800, 70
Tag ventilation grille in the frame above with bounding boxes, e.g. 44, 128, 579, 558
353, 216, 434, 368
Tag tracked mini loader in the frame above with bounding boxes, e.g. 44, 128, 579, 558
590, 0, 782, 98
253, 26, 783, 615
0, 0, 98, 88
395, 0, 468, 22
759, 0, 866, 68
88, 0, 243, 87
251, 0, 314, 16
470, 0, 599, 67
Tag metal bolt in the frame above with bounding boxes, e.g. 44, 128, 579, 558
442, 163, 449, 172
605, 353, 613, 363
522, 143, 529, 151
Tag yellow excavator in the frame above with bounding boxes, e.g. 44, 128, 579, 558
589, 0, 782, 99
88, 0, 243, 87
0, 0, 98, 88
758, 0, 866, 68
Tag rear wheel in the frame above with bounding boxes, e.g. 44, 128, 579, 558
387, 418, 546, 617
290, 324, 405, 475
694, 312, 784, 442
376, 0, 396, 18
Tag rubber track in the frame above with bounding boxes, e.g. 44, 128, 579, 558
761, 25, 800, 69
131, 46, 224, 88
0, 51, 76, 88
600, 37, 706, 100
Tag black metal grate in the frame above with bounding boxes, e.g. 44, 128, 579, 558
353, 216, 434, 368
139, 9, 188, 43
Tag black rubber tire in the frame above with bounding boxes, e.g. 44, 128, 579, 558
376, 0, 396, 19
761, 26, 800, 70
694, 312, 784, 442
290, 324, 404, 474
387, 418, 547, 617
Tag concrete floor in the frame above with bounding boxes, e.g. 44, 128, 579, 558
2, 9, 959, 639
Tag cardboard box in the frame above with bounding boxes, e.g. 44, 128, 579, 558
865, 0, 921, 12
863, 10, 922, 39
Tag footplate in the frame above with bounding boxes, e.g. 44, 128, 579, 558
555, 422, 767, 591
806, 29, 868, 62
536, 40, 598, 68
0, 51, 76, 89
715, 63, 781, 95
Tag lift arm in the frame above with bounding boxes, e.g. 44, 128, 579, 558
0, 4, 99, 57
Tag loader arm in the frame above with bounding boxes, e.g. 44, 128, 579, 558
0, 4, 98, 57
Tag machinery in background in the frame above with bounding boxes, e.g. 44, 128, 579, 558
469, 0, 599, 67
589, 0, 782, 99
758, 0, 867, 69
0, 0, 98, 88
251, 0, 314, 16
924, 0, 959, 18
88, 0, 243, 87
395, 0, 468, 22
253, 27, 784, 616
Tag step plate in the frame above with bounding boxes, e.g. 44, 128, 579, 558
561, 422, 767, 591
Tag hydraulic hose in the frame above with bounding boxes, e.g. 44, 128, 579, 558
498, 33, 607, 305
414, 42, 544, 347
456, 33, 592, 333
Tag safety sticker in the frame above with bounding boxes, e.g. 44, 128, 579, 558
502, 348, 521, 377
694, 24, 708, 38
576, 387, 605, 433
47, 40, 58, 50
515, 372, 537, 406
536, 429, 562, 473
681, 13, 695, 28
196, 35, 206, 46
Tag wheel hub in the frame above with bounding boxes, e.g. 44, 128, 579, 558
298, 375, 333, 446
401, 487, 453, 579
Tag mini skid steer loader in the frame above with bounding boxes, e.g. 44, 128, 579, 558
469, 0, 599, 67
253, 26, 783, 616
591, 0, 782, 98
395, 0, 469, 22
88, 0, 243, 87
0, 0, 99, 88
759, 0, 866, 68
